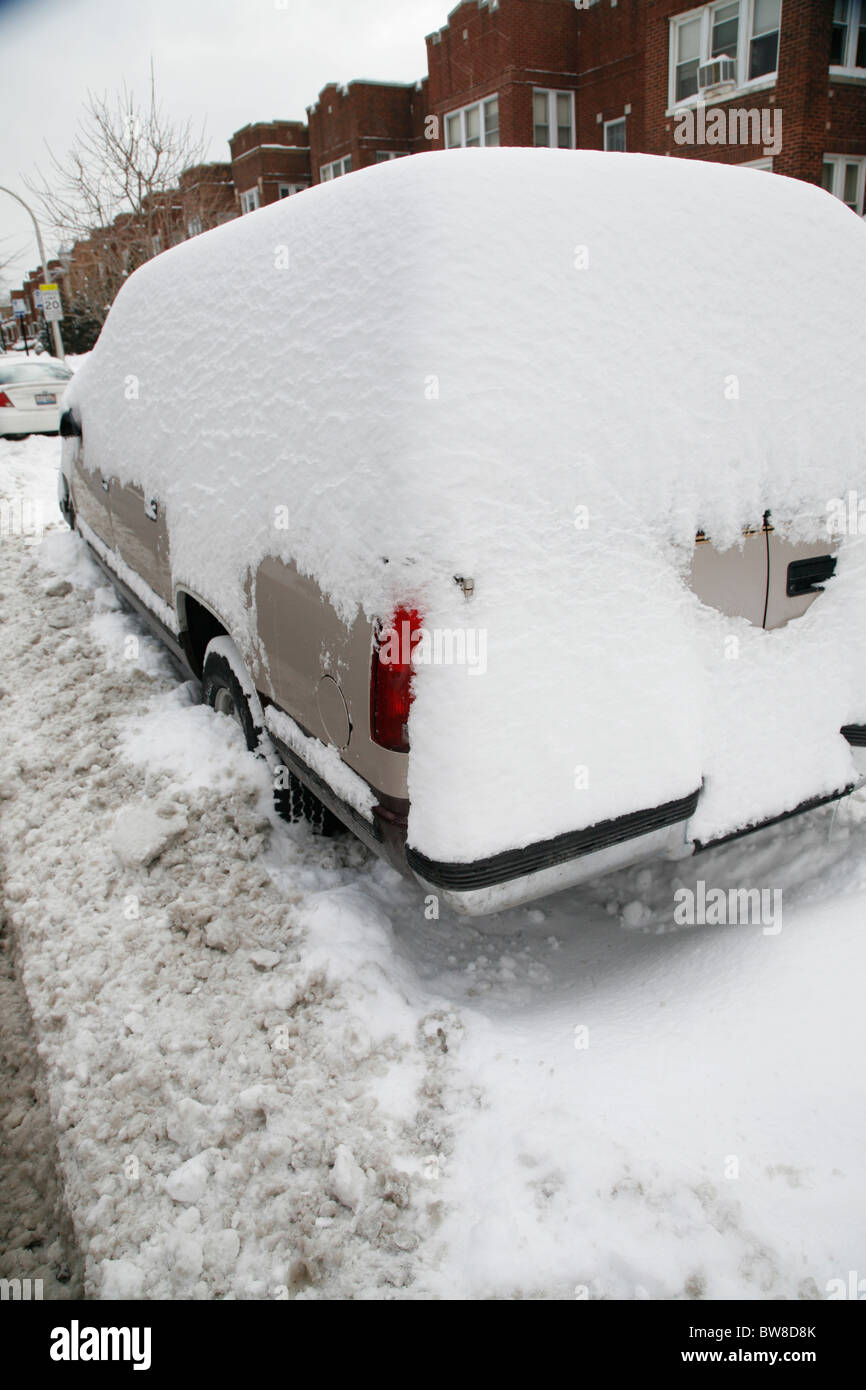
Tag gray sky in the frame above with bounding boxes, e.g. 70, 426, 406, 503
0, 0, 445, 290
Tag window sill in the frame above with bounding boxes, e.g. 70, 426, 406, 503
666, 75, 777, 117
828, 67, 866, 85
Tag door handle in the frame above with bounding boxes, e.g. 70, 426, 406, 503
101, 478, 110, 492
786, 555, 836, 597
144, 497, 159, 522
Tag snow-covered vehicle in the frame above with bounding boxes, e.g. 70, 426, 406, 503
59, 149, 866, 914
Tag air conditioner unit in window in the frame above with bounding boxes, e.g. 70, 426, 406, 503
697, 56, 737, 96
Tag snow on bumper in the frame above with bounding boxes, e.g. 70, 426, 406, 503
407, 789, 699, 915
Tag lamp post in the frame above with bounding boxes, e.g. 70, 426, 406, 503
0, 185, 65, 359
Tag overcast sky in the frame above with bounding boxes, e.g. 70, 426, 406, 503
0, 0, 445, 290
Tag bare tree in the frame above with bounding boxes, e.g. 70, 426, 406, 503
25, 64, 221, 325
0, 235, 25, 280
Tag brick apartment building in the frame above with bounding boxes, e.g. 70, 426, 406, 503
7, 0, 865, 344
228, 120, 311, 213
247, 1, 866, 207
307, 80, 429, 180
415, 0, 866, 204
178, 162, 237, 235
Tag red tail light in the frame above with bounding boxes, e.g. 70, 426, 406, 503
0, 391, 14, 408
371, 606, 422, 752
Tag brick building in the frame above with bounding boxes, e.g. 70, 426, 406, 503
228, 120, 311, 213
425, 0, 581, 150
178, 162, 237, 236
307, 80, 427, 181
641, 0, 866, 199
304, 0, 866, 210
420, 0, 866, 205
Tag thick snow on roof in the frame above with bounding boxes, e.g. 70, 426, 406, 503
66, 150, 866, 858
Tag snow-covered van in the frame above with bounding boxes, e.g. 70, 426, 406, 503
59, 150, 866, 914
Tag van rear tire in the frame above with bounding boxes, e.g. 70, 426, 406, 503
201, 641, 341, 837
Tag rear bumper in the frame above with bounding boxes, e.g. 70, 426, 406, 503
407, 790, 700, 915
0, 406, 61, 435
406, 735, 866, 915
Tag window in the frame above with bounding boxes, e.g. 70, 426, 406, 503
670, 1, 781, 106
278, 183, 305, 198
240, 188, 260, 214
604, 117, 627, 152
375, 151, 408, 162
187, 216, 203, 237
533, 90, 574, 148
320, 156, 352, 181
822, 154, 866, 213
444, 97, 499, 148
831, 0, 866, 69
749, 0, 781, 79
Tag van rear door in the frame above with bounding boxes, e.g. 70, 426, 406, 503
764, 534, 838, 630
688, 521, 838, 630
687, 526, 768, 626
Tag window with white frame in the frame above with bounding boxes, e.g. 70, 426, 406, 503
670, 0, 781, 106
187, 216, 203, 237
533, 90, 574, 148
444, 96, 499, 148
321, 156, 353, 181
277, 183, 304, 198
822, 154, 866, 214
831, 0, 866, 70
375, 150, 408, 162
240, 188, 260, 214
604, 117, 626, 152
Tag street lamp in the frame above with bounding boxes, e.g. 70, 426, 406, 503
0, 185, 65, 360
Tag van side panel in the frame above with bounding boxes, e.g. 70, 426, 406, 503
70, 454, 113, 548
109, 481, 172, 605
253, 556, 408, 803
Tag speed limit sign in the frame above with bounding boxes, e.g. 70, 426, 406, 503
39, 284, 64, 322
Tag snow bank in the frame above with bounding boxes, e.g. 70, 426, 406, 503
64, 151, 866, 856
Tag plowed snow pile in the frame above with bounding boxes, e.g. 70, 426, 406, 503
1, 438, 866, 1298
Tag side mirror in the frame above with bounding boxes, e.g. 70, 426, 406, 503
59, 408, 81, 438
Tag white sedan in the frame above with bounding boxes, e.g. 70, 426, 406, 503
0, 355, 73, 438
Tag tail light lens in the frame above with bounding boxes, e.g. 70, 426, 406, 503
371, 606, 422, 752
0, 391, 14, 408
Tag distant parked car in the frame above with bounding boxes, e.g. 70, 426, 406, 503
0, 355, 73, 438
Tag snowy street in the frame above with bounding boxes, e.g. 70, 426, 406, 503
2, 434, 865, 1301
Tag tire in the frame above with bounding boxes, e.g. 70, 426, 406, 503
201, 639, 341, 837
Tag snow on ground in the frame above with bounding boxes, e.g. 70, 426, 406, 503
1, 436, 866, 1299
0, 884, 83, 1299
